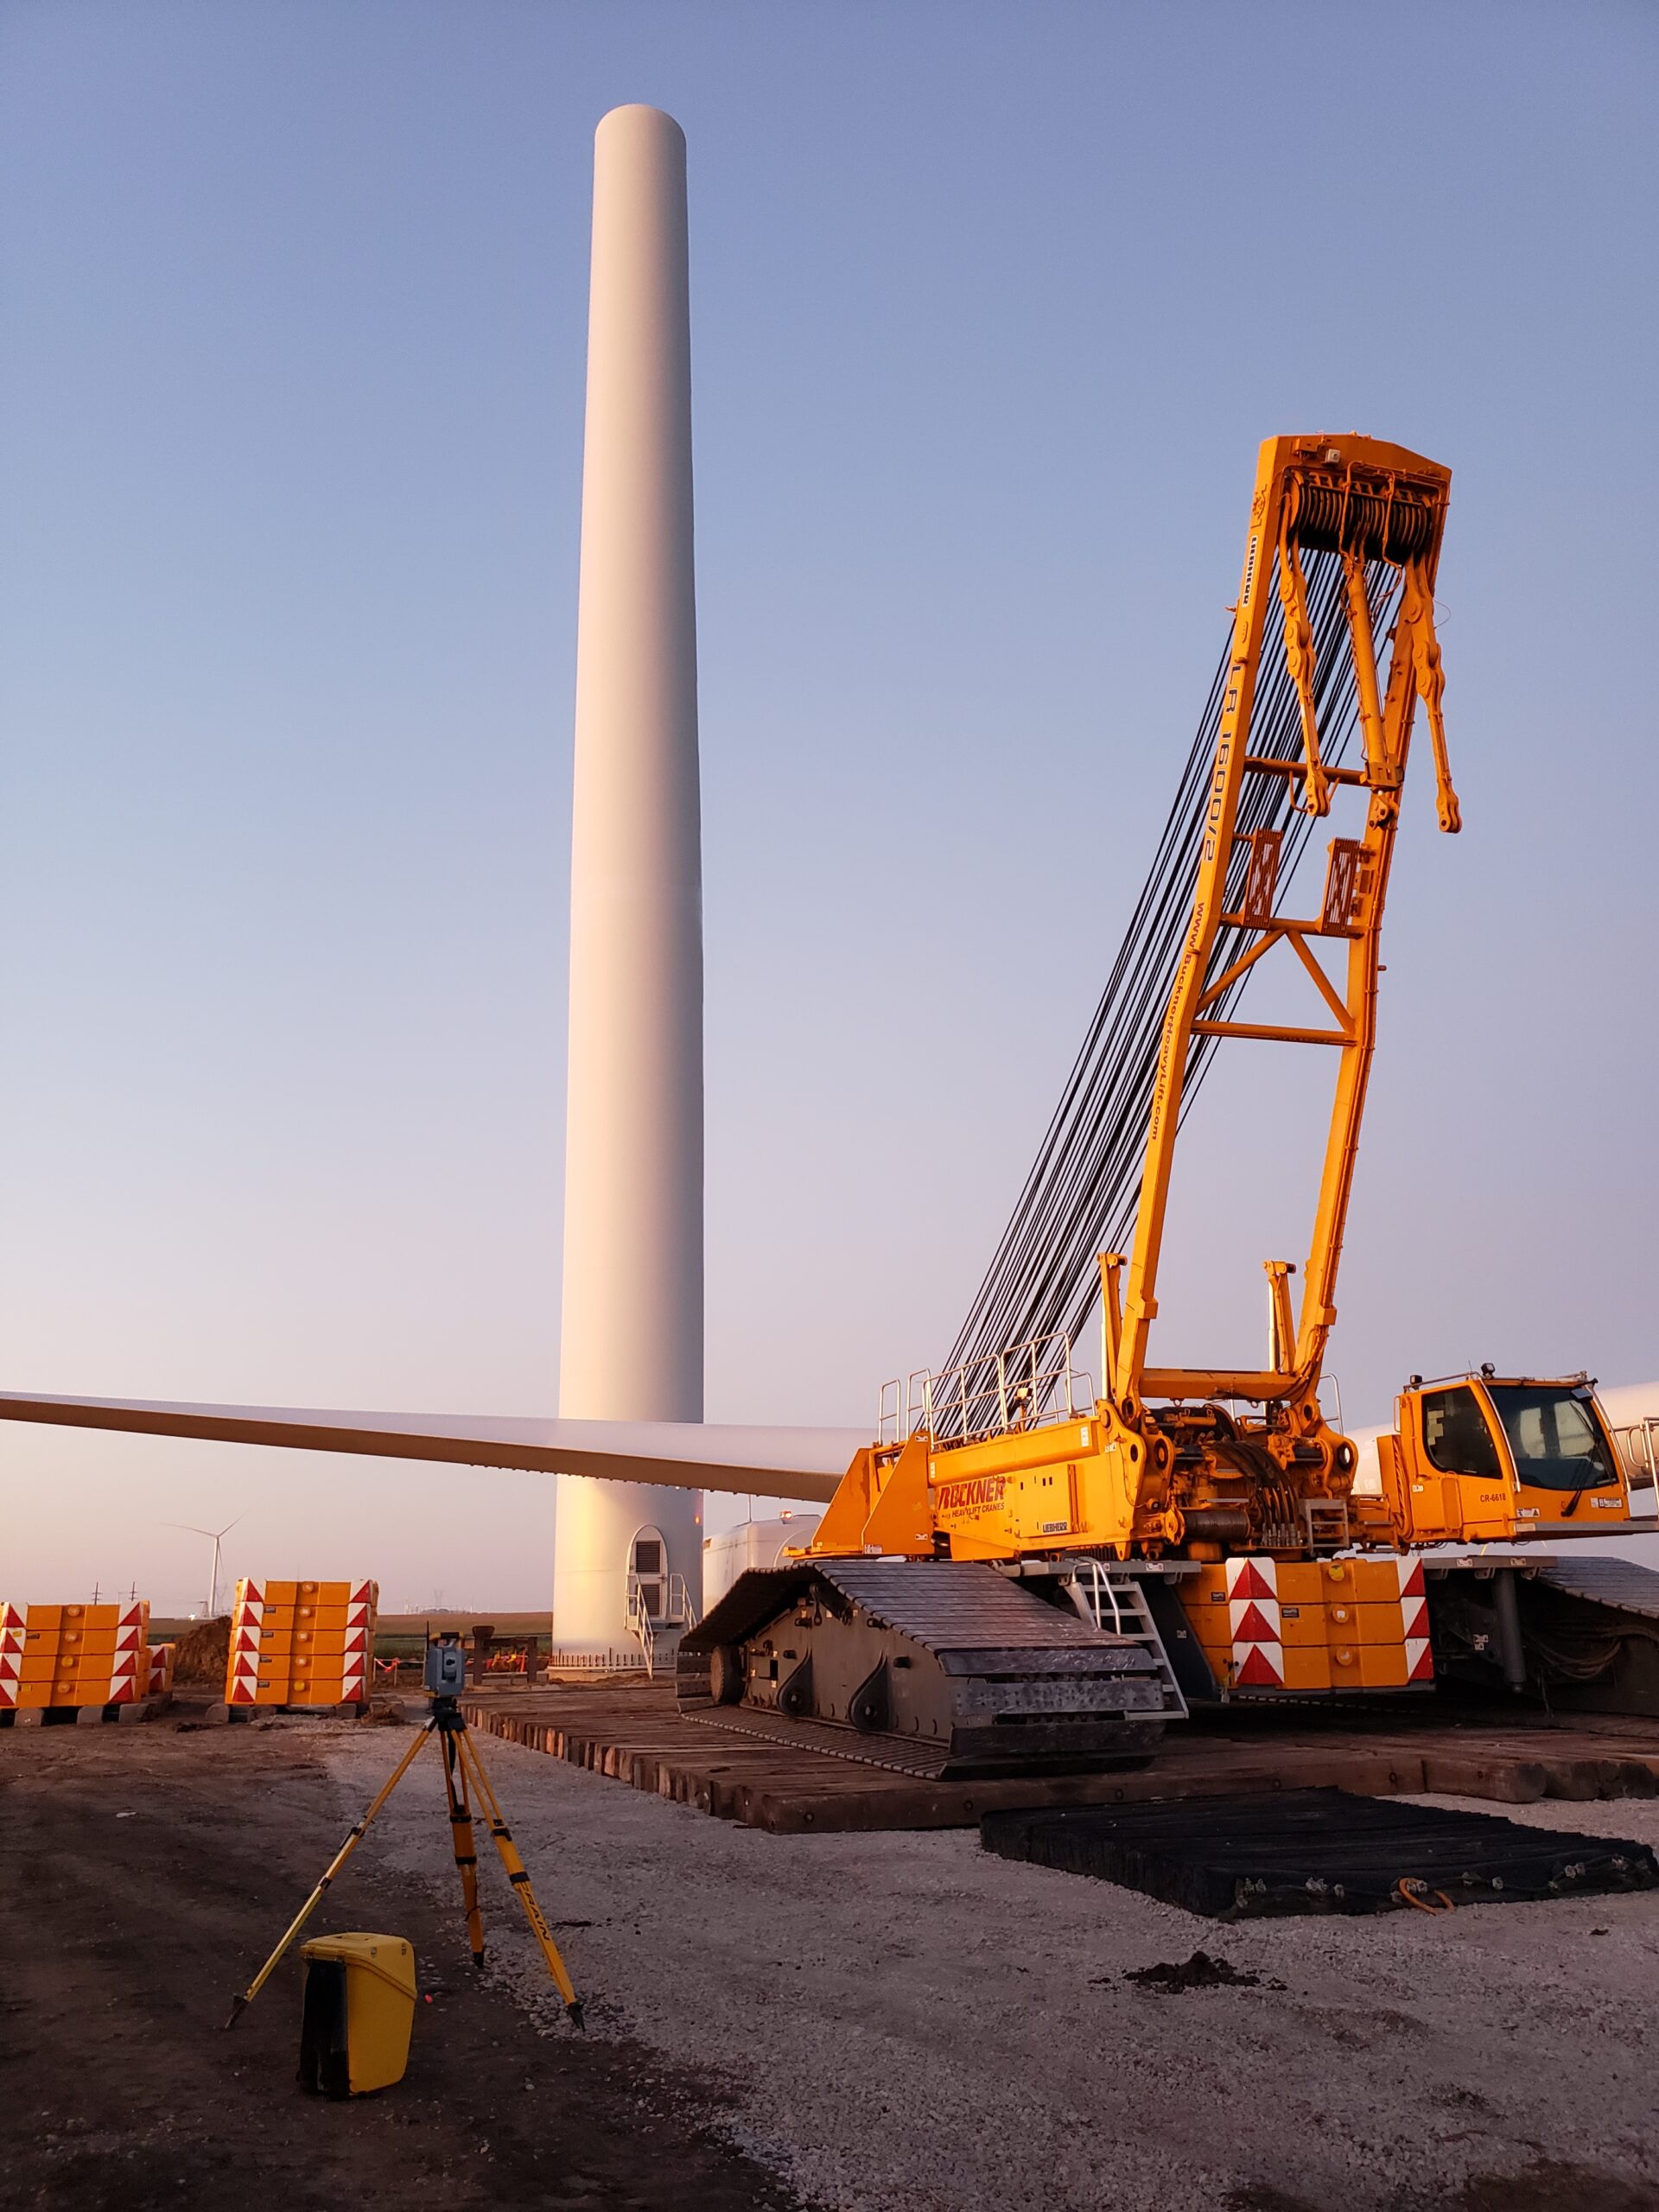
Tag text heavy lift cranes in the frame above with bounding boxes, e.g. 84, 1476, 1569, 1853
681, 433, 1656, 1774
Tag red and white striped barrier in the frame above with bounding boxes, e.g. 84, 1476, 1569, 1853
1223, 1557, 1285, 1688
0, 1602, 23, 1708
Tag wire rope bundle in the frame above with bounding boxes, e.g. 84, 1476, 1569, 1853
937, 549, 1402, 1426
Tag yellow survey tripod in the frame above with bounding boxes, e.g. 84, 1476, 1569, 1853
224, 1639, 582, 2031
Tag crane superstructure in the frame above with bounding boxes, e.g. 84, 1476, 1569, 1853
677, 435, 1649, 1772
791, 434, 1474, 1569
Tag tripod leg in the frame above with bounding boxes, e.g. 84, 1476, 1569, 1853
441, 1726, 486, 1967
226, 1719, 435, 2028
456, 1726, 583, 2027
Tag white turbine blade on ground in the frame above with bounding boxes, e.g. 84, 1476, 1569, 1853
0, 1392, 864, 1503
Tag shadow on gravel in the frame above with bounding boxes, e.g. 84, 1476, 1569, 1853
1227, 2161, 1659, 2212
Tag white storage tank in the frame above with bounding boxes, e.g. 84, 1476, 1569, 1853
702, 1514, 822, 1611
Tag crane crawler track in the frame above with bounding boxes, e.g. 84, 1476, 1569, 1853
677, 1560, 1167, 1780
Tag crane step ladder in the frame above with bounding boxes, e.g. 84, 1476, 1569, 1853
1065, 1561, 1190, 1720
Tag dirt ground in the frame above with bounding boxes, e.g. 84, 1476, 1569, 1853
0, 1699, 806, 2212
4, 1695, 1659, 2212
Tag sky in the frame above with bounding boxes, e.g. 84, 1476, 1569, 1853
1, 0, 1655, 1611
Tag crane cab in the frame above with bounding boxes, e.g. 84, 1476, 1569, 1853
1378, 1373, 1631, 1544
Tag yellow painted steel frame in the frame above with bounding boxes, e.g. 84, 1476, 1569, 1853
1113, 433, 1455, 1422
810, 434, 1458, 1569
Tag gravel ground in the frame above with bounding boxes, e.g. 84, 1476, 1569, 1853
330, 1726, 1659, 2212
0, 1711, 807, 2212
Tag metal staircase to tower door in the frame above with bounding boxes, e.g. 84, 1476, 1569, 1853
626, 1571, 699, 1679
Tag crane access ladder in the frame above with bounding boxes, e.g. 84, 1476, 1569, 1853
1060, 1559, 1191, 1720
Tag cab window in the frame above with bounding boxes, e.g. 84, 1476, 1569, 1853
1487, 1386, 1618, 1492
1421, 1386, 1503, 1478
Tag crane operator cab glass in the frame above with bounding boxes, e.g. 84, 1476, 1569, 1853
1419, 1380, 1625, 1532
1486, 1383, 1622, 1513
1421, 1387, 1503, 1481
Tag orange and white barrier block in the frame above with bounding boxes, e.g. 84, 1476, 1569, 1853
0, 1600, 151, 1710
225, 1579, 378, 1708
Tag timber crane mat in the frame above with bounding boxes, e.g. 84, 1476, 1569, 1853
980, 1789, 1659, 1918
677, 1560, 1166, 1778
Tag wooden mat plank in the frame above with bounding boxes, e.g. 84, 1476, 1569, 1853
459, 1688, 1659, 1834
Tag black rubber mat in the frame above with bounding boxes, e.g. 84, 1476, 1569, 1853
979, 1789, 1659, 1918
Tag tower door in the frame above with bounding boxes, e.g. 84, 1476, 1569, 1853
630, 1530, 667, 1622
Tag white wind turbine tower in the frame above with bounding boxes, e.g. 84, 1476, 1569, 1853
553, 104, 706, 1667
0, 107, 871, 1606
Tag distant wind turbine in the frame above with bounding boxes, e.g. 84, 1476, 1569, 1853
163, 1516, 242, 1618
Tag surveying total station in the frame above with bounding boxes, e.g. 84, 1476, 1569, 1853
225, 1630, 584, 2030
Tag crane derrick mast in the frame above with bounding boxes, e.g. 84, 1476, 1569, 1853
1109, 431, 1457, 1556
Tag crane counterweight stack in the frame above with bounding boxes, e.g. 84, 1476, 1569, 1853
681, 433, 1657, 1767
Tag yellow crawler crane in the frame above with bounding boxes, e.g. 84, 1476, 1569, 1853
809, 435, 1465, 1576
679, 434, 1654, 1767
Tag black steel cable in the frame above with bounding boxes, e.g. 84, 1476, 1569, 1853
935, 549, 1402, 1427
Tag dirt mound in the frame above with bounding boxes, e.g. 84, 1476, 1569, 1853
168, 1615, 230, 1686
1123, 1951, 1273, 1993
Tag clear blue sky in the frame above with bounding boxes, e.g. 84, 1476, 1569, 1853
1, 0, 1654, 1608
